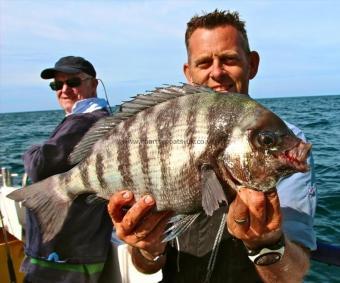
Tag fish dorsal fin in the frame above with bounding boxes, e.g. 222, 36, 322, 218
201, 164, 228, 216
69, 84, 214, 165
68, 116, 122, 165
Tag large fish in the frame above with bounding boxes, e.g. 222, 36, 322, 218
8, 84, 311, 243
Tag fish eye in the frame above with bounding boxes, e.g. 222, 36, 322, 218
256, 131, 278, 148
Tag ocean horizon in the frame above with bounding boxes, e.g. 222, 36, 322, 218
1, 93, 339, 115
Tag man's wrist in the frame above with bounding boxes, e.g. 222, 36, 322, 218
139, 248, 165, 262
129, 246, 166, 274
245, 234, 285, 266
243, 230, 283, 250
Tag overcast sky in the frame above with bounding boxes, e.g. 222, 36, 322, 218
0, 0, 339, 113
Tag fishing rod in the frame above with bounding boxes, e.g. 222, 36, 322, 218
0, 210, 17, 283
98, 78, 113, 114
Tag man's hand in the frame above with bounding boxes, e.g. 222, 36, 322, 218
226, 188, 282, 249
107, 190, 172, 258
227, 188, 310, 282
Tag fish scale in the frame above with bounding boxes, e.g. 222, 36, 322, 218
109, 95, 206, 210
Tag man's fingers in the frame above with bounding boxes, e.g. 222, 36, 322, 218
227, 187, 283, 249
133, 210, 173, 241
135, 212, 172, 254
247, 190, 266, 236
265, 191, 282, 231
121, 195, 156, 234
107, 190, 134, 223
227, 190, 250, 234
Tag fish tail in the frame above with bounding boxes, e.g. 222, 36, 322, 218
7, 176, 73, 243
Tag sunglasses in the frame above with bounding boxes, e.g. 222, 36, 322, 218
49, 77, 91, 91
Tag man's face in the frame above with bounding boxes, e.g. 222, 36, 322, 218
54, 72, 97, 114
184, 25, 259, 95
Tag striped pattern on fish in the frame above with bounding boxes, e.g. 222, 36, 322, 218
7, 84, 312, 243
77, 93, 213, 212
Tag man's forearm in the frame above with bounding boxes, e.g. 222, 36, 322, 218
256, 238, 310, 283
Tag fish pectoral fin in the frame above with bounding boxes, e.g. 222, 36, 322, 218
201, 164, 228, 216
162, 213, 200, 242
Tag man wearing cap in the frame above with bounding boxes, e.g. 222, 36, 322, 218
21, 56, 113, 283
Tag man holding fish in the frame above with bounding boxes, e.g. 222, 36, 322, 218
108, 10, 316, 282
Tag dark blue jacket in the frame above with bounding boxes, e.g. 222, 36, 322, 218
23, 109, 113, 263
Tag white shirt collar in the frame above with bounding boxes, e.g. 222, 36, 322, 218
67, 98, 109, 116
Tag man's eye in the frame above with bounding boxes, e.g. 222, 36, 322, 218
198, 64, 209, 69
196, 60, 211, 69
222, 57, 238, 65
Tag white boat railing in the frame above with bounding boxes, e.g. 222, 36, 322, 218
0, 167, 28, 188
0, 168, 26, 241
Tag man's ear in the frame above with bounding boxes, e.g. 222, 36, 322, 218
183, 63, 193, 84
92, 78, 99, 88
248, 51, 260, 80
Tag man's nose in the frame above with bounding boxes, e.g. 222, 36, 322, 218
61, 82, 71, 92
210, 60, 225, 80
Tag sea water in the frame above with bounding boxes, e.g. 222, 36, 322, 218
0, 95, 339, 282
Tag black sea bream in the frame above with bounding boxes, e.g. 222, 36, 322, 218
8, 84, 311, 243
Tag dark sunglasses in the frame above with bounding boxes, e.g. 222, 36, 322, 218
49, 77, 91, 91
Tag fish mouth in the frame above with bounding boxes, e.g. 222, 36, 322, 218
276, 141, 312, 172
